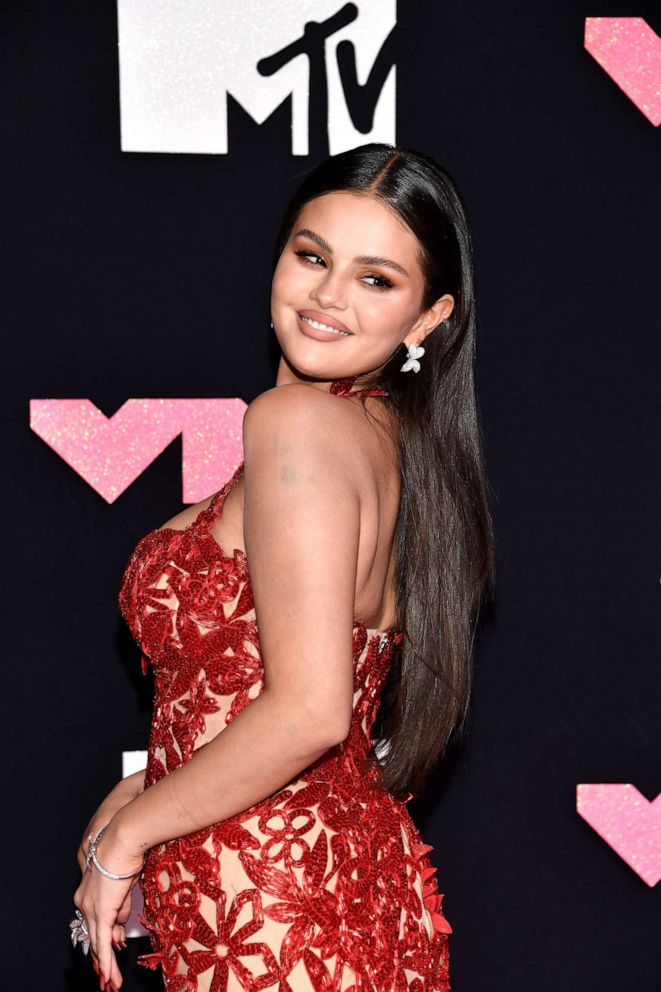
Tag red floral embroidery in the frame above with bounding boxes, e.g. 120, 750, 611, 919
259, 808, 316, 867
183, 889, 280, 991
118, 389, 452, 991
412, 843, 454, 936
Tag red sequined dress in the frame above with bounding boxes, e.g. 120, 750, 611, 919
117, 377, 452, 992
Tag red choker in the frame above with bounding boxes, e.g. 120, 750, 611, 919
329, 376, 390, 398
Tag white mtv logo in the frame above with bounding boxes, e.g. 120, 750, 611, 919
117, 0, 396, 156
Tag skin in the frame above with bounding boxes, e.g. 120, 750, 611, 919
271, 190, 454, 389
73, 190, 454, 990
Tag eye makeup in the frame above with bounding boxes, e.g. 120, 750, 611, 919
294, 249, 395, 291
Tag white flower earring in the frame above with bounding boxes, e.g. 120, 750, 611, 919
400, 341, 425, 373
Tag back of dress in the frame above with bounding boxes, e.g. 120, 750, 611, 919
118, 378, 452, 992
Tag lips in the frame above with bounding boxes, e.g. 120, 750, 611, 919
297, 309, 353, 335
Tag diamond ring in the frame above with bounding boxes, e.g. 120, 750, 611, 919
69, 908, 90, 955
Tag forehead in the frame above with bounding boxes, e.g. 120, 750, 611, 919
294, 191, 422, 267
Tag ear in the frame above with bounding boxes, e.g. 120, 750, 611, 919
402, 293, 455, 349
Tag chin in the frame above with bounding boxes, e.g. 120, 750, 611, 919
282, 338, 347, 376
286, 356, 343, 383
286, 353, 351, 384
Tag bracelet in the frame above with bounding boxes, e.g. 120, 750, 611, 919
86, 826, 143, 881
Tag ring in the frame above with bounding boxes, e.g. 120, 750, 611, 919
69, 908, 91, 955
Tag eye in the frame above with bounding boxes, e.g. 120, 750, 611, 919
294, 249, 393, 291
362, 273, 394, 291
294, 249, 326, 267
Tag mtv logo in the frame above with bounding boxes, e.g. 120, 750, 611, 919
116, 0, 396, 156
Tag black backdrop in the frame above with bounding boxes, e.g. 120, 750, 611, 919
2, 2, 659, 990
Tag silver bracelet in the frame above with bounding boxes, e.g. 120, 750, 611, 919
87, 825, 142, 881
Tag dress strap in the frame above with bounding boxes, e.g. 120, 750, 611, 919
197, 460, 245, 530
330, 376, 389, 398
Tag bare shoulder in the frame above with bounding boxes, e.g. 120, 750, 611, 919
242, 384, 400, 630
243, 383, 394, 483
244, 383, 357, 437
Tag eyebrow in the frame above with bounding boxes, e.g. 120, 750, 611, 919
293, 227, 410, 277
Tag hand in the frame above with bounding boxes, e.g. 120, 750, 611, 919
73, 815, 145, 990
76, 771, 145, 878
74, 775, 145, 988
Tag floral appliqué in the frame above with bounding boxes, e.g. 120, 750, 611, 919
118, 388, 452, 991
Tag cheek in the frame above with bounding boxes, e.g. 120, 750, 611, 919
270, 260, 288, 305
272, 255, 308, 305
356, 292, 415, 338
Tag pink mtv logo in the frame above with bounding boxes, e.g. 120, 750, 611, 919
577, 784, 661, 886
30, 398, 247, 503
585, 17, 661, 125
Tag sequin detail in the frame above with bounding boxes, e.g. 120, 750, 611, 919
117, 382, 452, 991
329, 376, 391, 399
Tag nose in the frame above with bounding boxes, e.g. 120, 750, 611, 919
310, 268, 348, 310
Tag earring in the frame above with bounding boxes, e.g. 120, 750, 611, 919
270, 320, 274, 329
400, 341, 425, 373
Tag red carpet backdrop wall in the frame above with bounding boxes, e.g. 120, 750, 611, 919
2, 1, 659, 989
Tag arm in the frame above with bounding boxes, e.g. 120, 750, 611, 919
111, 768, 146, 800
104, 384, 361, 856
76, 769, 145, 873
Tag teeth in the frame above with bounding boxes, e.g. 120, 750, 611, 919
301, 315, 351, 336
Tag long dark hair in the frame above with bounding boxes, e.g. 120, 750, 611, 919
272, 143, 496, 799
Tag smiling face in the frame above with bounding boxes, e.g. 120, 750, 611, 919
271, 191, 454, 389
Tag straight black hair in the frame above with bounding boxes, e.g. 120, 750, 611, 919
272, 143, 496, 798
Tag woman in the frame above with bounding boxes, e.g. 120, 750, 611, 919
71, 143, 495, 992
